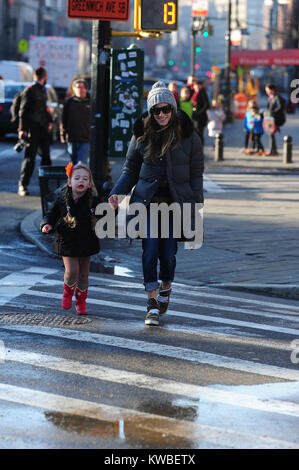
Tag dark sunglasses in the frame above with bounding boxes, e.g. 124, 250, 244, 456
151, 104, 172, 116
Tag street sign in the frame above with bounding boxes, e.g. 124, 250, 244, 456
18, 39, 29, 53
192, 0, 209, 17
231, 29, 242, 46
67, 0, 130, 21
135, 0, 178, 31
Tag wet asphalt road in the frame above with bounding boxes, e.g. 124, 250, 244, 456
0, 138, 299, 453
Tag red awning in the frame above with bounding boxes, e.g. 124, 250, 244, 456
231, 49, 299, 66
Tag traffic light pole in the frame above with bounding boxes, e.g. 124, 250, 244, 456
191, 27, 196, 76
224, 0, 233, 123
90, 20, 111, 197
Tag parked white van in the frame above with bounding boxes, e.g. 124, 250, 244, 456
0, 61, 33, 82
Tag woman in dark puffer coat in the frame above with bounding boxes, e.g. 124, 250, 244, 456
109, 81, 204, 326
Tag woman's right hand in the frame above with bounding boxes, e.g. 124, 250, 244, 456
108, 194, 119, 209
42, 224, 53, 233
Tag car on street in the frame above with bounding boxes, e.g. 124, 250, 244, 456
0, 80, 62, 141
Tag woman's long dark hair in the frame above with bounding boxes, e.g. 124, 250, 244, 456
137, 109, 181, 161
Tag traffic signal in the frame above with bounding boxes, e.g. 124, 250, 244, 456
134, 0, 178, 31
203, 23, 213, 37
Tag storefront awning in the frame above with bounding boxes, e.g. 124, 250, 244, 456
231, 49, 299, 66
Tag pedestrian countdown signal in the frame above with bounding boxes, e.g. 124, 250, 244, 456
135, 0, 178, 32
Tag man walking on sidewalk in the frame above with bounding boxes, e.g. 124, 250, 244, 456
17, 67, 52, 196
60, 78, 91, 165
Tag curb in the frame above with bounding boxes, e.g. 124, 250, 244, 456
20, 210, 57, 258
20, 210, 133, 275
20, 211, 298, 300
213, 283, 299, 300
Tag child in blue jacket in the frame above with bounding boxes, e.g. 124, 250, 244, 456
243, 102, 265, 155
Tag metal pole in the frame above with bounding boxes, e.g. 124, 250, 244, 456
283, 135, 293, 163
224, 0, 233, 123
90, 21, 111, 198
214, 133, 224, 161
191, 27, 196, 76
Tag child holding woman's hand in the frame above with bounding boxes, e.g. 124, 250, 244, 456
41, 162, 100, 315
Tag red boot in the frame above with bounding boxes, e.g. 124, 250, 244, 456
61, 283, 76, 310
75, 287, 88, 315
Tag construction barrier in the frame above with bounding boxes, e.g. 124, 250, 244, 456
234, 92, 247, 119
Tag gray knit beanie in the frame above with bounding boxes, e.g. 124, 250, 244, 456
147, 80, 177, 113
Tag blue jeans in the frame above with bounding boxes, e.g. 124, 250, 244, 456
141, 207, 178, 291
67, 142, 89, 164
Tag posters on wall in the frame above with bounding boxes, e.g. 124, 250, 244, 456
109, 47, 144, 158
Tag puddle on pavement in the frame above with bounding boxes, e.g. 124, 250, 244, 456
45, 411, 196, 448
90, 261, 134, 278
44, 395, 201, 448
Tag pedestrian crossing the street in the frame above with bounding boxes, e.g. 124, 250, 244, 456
204, 173, 299, 193
0, 266, 299, 448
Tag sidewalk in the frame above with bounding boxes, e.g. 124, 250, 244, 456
21, 110, 299, 300
206, 108, 299, 171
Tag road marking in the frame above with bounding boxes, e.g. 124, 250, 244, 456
0, 268, 58, 306
5, 348, 299, 418
88, 274, 299, 313
87, 285, 299, 322
203, 175, 226, 192
0, 382, 297, 449
4, 296, 294, 352
3, 324, 299, 381
24, 290, 299, 336
205, 173, 299, 193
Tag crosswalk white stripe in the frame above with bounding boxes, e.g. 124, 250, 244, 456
0, 268, 58, 306
24, 290, 299, 336
203, 175, 226, 192
3, 324, 299, 381
206, 173, 299, 193
3, 298, 294, 352
88, 274, 299, 313
5, 348, 299, 418
4, 268, 296, 315
87, 286, 299, 322
0, 382, 297, 449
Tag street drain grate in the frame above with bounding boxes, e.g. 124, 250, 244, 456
0, 313, 92, 326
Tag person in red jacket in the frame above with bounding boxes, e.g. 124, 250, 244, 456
191, 80, 210, 148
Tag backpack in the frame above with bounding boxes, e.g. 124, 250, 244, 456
10, 90, 24, 124
274, 95, 286, 127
